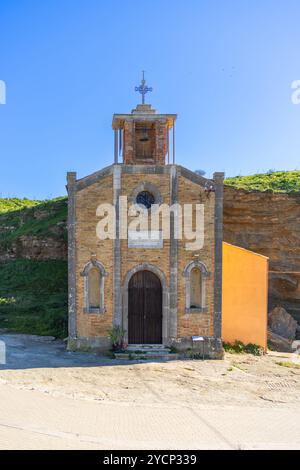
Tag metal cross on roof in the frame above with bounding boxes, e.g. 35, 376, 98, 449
135, 71, 153, 104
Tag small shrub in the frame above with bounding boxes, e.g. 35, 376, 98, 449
245, 343, 264, 356
108, 325, 126, 351
267, 340, 275, 351
223, 341, 264, 356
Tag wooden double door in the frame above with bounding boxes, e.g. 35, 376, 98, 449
128, 270, 162, 344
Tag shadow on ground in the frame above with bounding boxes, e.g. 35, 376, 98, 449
0, 333, 154, 370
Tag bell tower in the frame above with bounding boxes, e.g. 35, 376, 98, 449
112, 73, 177, 165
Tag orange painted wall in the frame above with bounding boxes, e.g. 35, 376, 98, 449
222, 242, 268, 350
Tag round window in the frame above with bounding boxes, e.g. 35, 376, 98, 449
136, 191, 155, 209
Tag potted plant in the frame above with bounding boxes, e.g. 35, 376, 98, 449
108, 325, 126, 352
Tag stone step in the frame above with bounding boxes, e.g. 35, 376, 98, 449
127, 344, 167, 350
115, 344, 179, 361
115, 351, 179, 361
127, 347, 171, 354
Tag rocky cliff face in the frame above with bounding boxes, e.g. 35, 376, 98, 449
0, 198, 67, 262
0, 235, 67, 262
223, 187, 300, 323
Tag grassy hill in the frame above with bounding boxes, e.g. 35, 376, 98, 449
225, 170, 300, 193
0, 197, 67, 251
0, 198, 68, 338
0, 259, 68, 337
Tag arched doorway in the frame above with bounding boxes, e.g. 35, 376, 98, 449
128, 270, 162, 344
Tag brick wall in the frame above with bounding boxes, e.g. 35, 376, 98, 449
154, 120, 168, 165
123, 120, 168, 165
120, 173, 171, 286
75, 175, 114, 338
74, 168, 215, 341
177, 176, 215, 337
123, 121, 135, 164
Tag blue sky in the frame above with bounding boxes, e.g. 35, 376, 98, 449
0, 0, 300, 199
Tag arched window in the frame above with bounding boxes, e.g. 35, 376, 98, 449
190, 267, 202, 309
88, 267, 101, 309
183, 261, 210, 313
81, 258, 108, 314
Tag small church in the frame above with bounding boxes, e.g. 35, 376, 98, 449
66, 75, 226, 359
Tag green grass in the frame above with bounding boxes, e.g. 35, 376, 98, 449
0, 197, 67, 251
0, 198, 68, 338
276, 361, 300, 369
231, 362, 248, 372
0, 198, 41, 214
0, 259, 68, 338
225, 170, 300, 193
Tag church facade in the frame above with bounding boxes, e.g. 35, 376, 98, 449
67, 92, 224, 358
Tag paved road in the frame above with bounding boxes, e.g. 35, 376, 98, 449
0, 334, 299, 449
0, 383, 299, 450
0, 333, 121, 369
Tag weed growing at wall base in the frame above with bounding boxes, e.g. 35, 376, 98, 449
223, 341, 264, 356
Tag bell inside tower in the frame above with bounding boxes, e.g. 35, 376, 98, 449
135, 122, 155, 162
